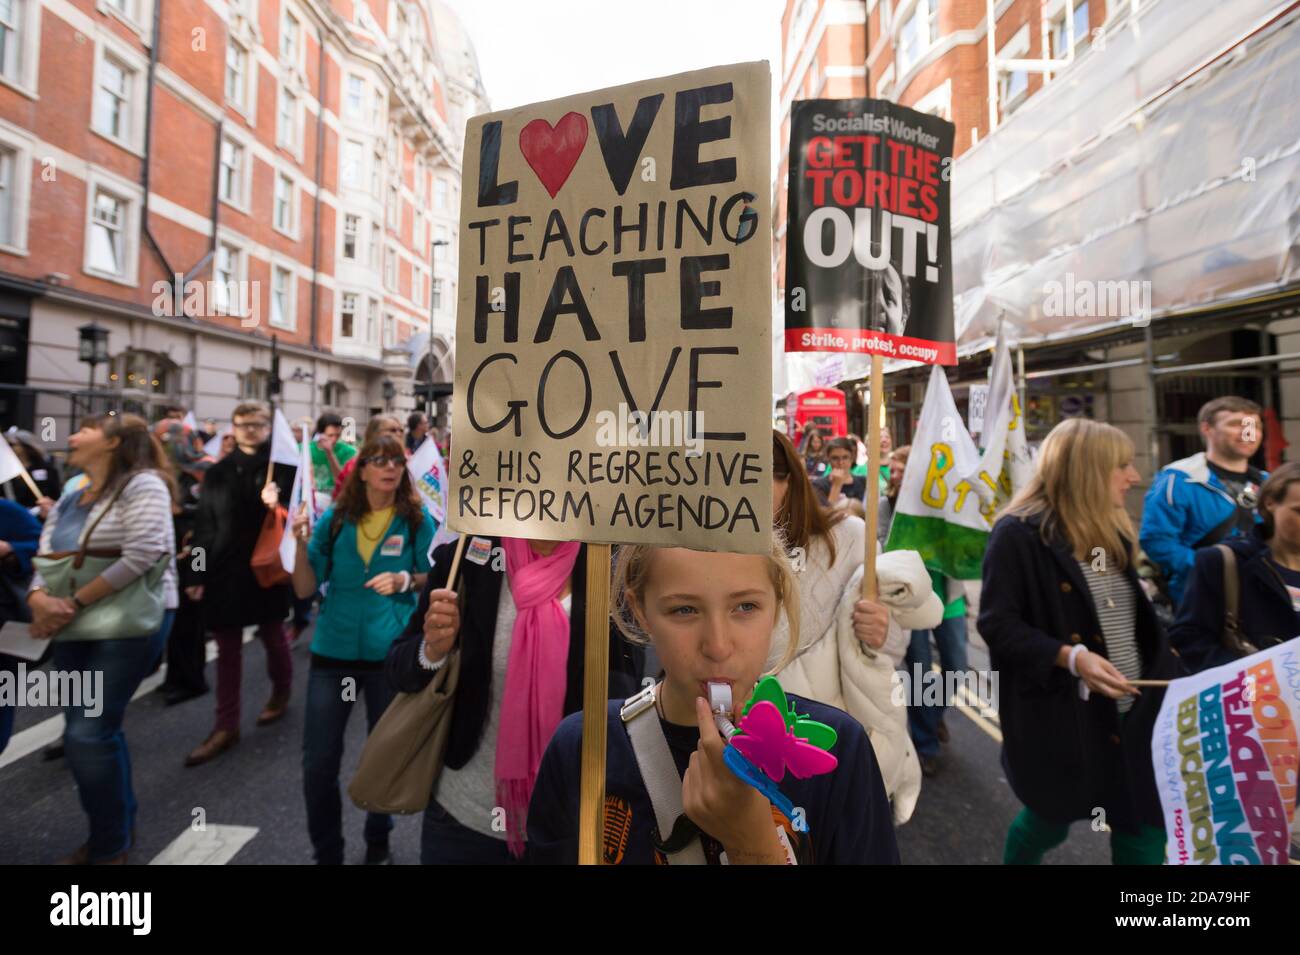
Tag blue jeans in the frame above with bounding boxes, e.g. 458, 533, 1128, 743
302, 664, 394, 864
905, 614, 968, 759
420, 800, 519, 865
0, 653, 17, 754
51, 611, 174, 860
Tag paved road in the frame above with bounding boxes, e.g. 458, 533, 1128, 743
2, 628, 1110, 865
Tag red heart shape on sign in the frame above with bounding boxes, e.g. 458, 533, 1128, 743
518, 112, 588, 199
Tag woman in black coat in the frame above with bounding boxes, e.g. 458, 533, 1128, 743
1169, 463, 1300, 673
184, 403, 295, 766
387, 536, 643, 864
978, 419, 1183, 865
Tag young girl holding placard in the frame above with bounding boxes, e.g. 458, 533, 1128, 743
526, 540, 900, 865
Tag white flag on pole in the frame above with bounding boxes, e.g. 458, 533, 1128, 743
0, 437, 26, 485
279, 424, 318, 575
182, 411, 198, 431
270, 408, 300, 468
407, 436, 457, 549
964, 327, 1033, 509
203, 427, 228, 458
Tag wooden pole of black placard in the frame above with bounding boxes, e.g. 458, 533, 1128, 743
576, 542, 612, 865
862, 354, 884, 599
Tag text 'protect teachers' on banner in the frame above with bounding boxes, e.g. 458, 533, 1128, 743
450, 61, 773, 554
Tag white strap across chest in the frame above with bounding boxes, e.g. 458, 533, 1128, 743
620, 684, 706, 866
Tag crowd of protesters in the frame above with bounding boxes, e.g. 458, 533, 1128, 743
0, 391, 1284, 866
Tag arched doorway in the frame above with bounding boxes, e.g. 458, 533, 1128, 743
414, 335, 453, 428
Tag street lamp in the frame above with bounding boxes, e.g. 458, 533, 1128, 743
382, 378, 395, 410
78, 322, 110, 393
426, 238, 449, 420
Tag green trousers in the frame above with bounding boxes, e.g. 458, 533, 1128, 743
1004, 807, 1166, 865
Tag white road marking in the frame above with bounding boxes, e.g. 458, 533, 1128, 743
149, 824, 259, 865
929, 662, 1003, 743
0, 628, 257, 772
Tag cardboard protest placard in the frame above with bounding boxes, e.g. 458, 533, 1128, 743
1151, 638, 1300, 864
784, 98, 955, 364
451, 62, 773, 554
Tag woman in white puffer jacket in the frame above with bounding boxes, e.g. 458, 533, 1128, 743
768, 431, 942, 825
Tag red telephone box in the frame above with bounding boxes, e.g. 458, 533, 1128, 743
787, 388, 847, 442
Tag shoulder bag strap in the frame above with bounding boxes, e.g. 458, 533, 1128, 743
620, 685, 707, 865
73, 474, 136, 567
1216, 544, 1245, 652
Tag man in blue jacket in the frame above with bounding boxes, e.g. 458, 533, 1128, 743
1139, 396, 1265, 607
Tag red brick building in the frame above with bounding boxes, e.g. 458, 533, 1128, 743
0, 0, 487, 434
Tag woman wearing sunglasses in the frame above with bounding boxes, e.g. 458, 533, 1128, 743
290, 433, 434, 864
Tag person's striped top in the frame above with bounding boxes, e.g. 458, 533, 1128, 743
1076, 561, 1141, 713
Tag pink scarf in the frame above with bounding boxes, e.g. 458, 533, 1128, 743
496, 538, 579, 857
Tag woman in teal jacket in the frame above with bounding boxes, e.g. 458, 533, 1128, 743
291, 432, 433, 865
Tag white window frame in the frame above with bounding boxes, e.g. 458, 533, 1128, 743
0, 123, 33, 255
96, 0, 154, 45
913, 79, 952, 121
341, 138, 364, 189
382, 311, 395, 348
224, 40, 248, 109
91, 37, 147, 155
276, 83, 301, 153
339, 290, 359, 340
895, 0, 938, 77
279, 5, 303, 70
272, 171, 297, 238
0, 0, 41, 98
344, 73, 365, 119
82, 169, 141, 286
383, 245, 396, 292
997, 25, 1032, 115
217, 132, 253, 212
211, 236, 248, 318
269, 260, 297, 330
368, 222, 381, 270
341, 213, 360, 261
434, 177, 447, 211
366, 297, 378, 344
371, 145, 383, 198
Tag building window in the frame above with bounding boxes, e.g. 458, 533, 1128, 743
111, 349, 178, 399
366, 298, 378, 343
212, 241, 240, 312
384, 247, 396, 291
1072, 1, 1092, 54
225, 42, 246, 107
383, 312, 395, 347
387, 183, 400, 226
434, 178, 447, 211
218, 138, 243, 205
414, 210, 424, 250
897, 0, 938, 75
413, 266, 423, 307
322, 380, 347, 407
371, 146, 382, 197
345, 74, 364, 118
239, 368, 270, 400
372, 89, 384, 129
434, 224, 448, 247
342, 214, 359, 260
0, 0, 23, 83
0, 147, 14, 247
431, 277, 442, 312
369, 223, 380, 269
340, 292, 357, 338
271, 265, 294, 329
342, 139, 363, 188
277, 85, 298, 150
280, 8, 300, 64
87, 188, 126, 276
273, 173, 294, 233
386, 127, 399, 170
93, 53, 133, 143
998, 25, 1031, 114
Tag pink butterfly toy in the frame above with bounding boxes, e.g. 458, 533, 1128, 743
730, 700, 838, 782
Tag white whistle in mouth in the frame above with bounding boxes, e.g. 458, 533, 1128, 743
708, 681, 737, 739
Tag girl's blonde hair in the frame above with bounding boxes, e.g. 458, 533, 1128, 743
611, 533, 802, 674
1004, 417, 1137, 569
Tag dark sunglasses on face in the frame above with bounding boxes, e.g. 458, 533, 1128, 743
364, 455, 405, 469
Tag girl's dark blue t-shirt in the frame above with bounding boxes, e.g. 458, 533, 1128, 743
526, 695, 900, 865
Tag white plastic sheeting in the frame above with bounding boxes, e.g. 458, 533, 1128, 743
951, 0, 1300, 352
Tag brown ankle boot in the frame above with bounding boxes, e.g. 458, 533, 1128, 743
256, 692, 290, 726
185, 729, 240, 767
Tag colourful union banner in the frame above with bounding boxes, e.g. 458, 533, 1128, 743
1152, 637, 1300, 864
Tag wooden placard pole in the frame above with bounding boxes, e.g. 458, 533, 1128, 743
862, 354, 884, 599
578, 542, 612, 866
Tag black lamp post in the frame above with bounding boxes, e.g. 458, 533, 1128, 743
426, 238, 449, 419
78, 321, 110, 394
382, 378, 395, 410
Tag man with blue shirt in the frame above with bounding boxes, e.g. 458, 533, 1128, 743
1140, 396, 1265, 608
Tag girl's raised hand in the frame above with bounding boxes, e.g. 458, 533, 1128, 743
681, 696, 786, 864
